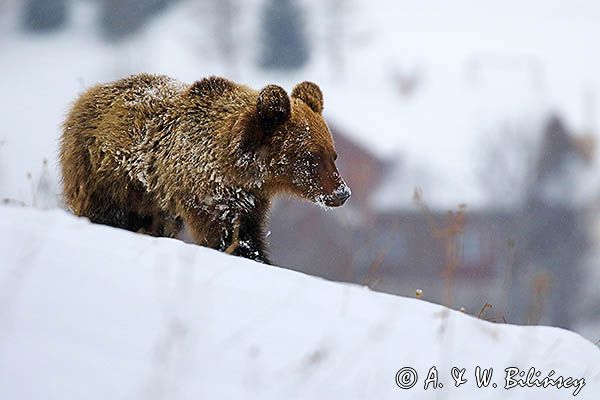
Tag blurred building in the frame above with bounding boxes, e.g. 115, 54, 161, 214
269, 115, 595, 329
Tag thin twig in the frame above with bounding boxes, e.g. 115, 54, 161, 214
477, 303, 493, 319
224, 217, 241, 254
363, 247, 389, 288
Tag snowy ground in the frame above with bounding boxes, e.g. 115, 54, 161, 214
0, 205, 599, 399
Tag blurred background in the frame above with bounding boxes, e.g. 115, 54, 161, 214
0, 0, 599, 342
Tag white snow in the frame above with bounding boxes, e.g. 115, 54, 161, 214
0, 205, 599, 399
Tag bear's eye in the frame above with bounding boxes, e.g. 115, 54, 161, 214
303, 152, 322, 168
333, 152, 338, 161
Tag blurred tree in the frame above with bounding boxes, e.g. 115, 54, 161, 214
259, 0, 310, 70
22, 0, 68, 33
503, 115, 588, 329
478, 115, 592, 328
209, 0, 239, 69
477, 120, 538, 208
324, 0, 347, 80
99, 0, 178, 41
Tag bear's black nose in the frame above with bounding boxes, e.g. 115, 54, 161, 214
334, 185, 351, 205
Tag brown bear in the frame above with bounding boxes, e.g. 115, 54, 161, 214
60, 73, 350, 264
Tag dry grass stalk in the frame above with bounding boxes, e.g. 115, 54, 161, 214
414, 187, 466, 307
478, 303, 493, 319
363, 247, 389, 288
475, 302, 508, 323
224, 217, 241, 254
526, 272, 551, 325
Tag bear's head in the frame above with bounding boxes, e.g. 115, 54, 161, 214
247, 81, 351, 207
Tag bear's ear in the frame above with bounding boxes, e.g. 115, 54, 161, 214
256, 85, 291, 130
291, 81, 323, 114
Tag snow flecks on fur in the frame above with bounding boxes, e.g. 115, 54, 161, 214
60, 73, 349, 264
312, 179, 351, 209
291, 154, 322, 193
124, 78, 183, 108
235, 151, 267, 188
238, 239, 260, 259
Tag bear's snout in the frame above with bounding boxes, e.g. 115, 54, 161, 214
326, 182, 352, 207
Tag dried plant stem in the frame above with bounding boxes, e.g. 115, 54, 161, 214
414, 187, 466, 307
477, 303, 493, 319
224, 217, 241, 254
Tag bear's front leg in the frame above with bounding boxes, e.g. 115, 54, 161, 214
178, 205, 229, 250
178, 201, 270, 264
231, 212, 270, 264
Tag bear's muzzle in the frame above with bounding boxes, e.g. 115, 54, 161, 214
326, 181, 351, 207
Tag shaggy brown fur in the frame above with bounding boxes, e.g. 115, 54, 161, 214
60, 74, 350, 263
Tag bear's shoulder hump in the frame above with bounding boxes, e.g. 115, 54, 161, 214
188, 76, 235, 98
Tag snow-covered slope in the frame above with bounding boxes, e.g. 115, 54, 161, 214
0, 205, 598, 399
